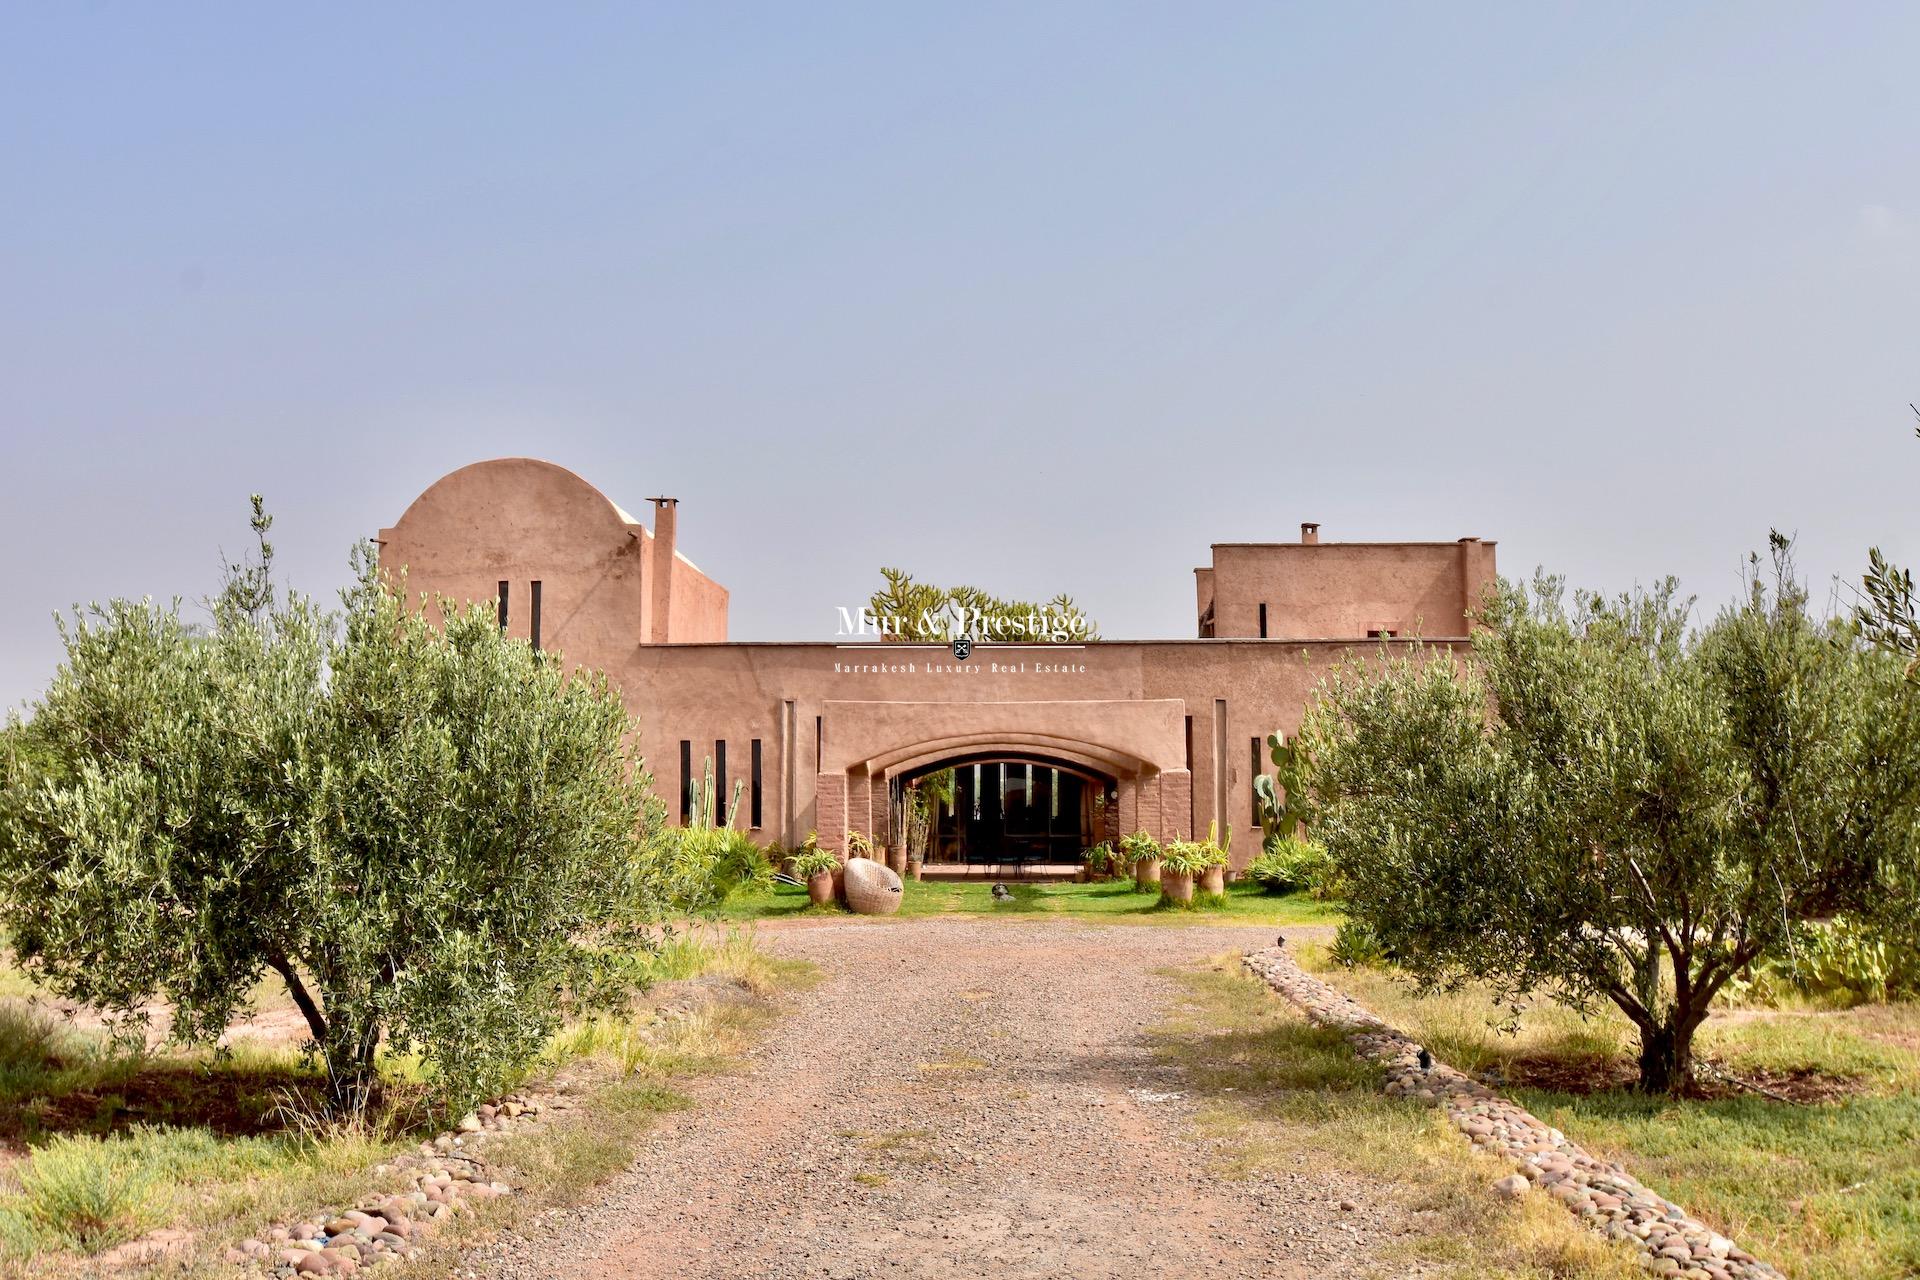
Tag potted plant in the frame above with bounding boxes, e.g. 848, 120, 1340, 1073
1082, 841, 1116, 883
1121, 829, 1162, 891
1158, 841, 1207, 906
846, 829, 877, 862
1199, 822, 1230, 896
792, 836, 840, 908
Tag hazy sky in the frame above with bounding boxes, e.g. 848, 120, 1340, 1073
4, 3, 1918, 712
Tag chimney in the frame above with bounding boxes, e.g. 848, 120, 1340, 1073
649, 497, 679, 643
1300, 522, 1320, 545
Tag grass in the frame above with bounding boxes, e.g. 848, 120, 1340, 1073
1297, 945, 1920, 1280
719, 875, 1341, 926
1155, 957, 1643, 1280
0, 928, 806, 1278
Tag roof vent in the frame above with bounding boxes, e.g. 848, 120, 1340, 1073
1301, 522, 1320, 545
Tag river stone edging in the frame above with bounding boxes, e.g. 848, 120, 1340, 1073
1241, 946, 1784, 1280
226, 1088, 570, 1275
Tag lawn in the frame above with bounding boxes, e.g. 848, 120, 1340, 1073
1293, 944, 1920, 1280
717, 875, 1342, 926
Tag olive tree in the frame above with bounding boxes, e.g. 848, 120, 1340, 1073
0, 503, 664, 1111
1302, 541, 1920, 1092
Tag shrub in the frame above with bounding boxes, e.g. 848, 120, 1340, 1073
640, 826, 767, 914
1328, 920, 1387, 969
1082, 842, 1116, 875
9, 1135, 163, 1253
845, 830, 877, 859
1735, 916, 1920, 1005
1246, 838, 1330, 895
0, 501, 668, 1113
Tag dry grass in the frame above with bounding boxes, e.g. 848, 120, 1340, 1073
1156, 956, 1643, 1280
1294, 944, 1920, 1280
0, 928, 808, 1279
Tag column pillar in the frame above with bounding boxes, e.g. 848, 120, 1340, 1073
847, 767, 873, 845
815, 772, 847, 855
1136, 772, 1163, 845
870, 771, 891, 848
1161, 768, 1193, 842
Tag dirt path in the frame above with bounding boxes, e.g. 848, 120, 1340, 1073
474, 917, 1406, 1280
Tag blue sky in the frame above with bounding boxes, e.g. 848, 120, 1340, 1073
3, 3, 1918, 709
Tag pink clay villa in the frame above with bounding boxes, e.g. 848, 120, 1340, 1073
381, 458, 1495, 876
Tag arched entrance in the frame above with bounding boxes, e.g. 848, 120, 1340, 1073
896, 752, 1116, 872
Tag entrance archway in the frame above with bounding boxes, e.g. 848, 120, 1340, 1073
895, 752, 1116, 872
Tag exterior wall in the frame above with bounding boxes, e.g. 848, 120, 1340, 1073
377, 458, 727, 677
668, 553, 729, 642
612, 637, 1464, 869
381, 460, 1492, 873
1201, 538, 1496, 640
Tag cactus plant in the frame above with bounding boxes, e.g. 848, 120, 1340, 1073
1253, 730, 1308, 849
688, 756, 747, 830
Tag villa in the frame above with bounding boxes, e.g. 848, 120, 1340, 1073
380, 458, 1495, 874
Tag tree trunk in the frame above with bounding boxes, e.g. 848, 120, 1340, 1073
1635, 1016, 1697, 1094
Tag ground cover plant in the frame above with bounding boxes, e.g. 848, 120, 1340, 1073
1303, 542, 1920, 1092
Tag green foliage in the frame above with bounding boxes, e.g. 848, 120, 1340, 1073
1118, 829, 1162, 866
790, 846, 840, 879
637, 825, 767, 914
1252, 730, 1310, 849
867, 568, 1098, 643
1158, 841, 1211, 876
1733, 916, 1920, 1006
845, 830, 877, 859
5, 1134, 164, 1253
1082, 841, 1115, 874
1302, 541, 1920, 1092
0, 499, 669, 1113
1245, 837, 1331, 895
1855, 410, 1919, 676
1327, 919, 1387, 969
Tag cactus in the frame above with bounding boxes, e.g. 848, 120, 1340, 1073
1254, 730, 1308, 847
688, 757, 747, 830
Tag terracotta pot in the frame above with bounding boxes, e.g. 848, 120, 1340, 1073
907, 857, 923, 882
886, 845, 908, 876
1201, 864, 1227, 895
1161, 869, 1195, 904
806, 871, 835, 907
1134, 857, 1162, 890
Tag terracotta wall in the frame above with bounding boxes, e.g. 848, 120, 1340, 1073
379, 458, 728, 672
382, 460, 1487, 870
613, 637, 1466, 868
1201, 539, 1496, 640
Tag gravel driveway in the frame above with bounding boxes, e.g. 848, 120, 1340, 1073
472, 916, 1403, 1280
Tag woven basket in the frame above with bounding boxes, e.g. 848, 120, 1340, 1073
842, 856, 904, 915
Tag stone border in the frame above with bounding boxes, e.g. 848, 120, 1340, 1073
1241, 947, 1784, 1280
225, 1088, 571, 1275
